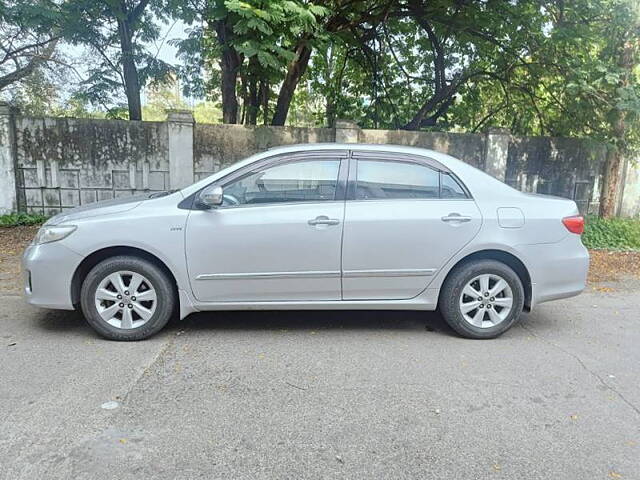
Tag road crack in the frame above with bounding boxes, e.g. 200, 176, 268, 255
120, 334, 175, 404
520, 323, 640, 417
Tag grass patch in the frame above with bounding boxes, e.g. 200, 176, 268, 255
583, 216, 640, 250
0, 212, 48, 227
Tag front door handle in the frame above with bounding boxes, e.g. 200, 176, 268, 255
308, 215, 340, 226
441, 213, 472, 223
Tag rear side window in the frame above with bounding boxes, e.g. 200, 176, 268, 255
355, 160, 440, 200
440, 172, 468, 199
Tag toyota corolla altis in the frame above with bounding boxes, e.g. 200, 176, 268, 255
23, 144, 589, 340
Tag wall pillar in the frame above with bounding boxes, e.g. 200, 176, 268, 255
617, 156, 640, 218
483, 127, 510, 181
0, 102, 18, 214
335, 119, 361, 143
167, 109, 195, 189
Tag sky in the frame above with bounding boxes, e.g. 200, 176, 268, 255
55, 18, 192, 106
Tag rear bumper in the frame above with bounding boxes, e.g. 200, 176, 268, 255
516, 235, 589, 308
22, 242, 83, 310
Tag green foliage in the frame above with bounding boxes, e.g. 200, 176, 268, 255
177, 0, 329, 123
193, 101, 223, 123
583, 216, 640, 250
466, 1, 640, 149
59, 0, 175, 117
0, 213, 48, 227
0, 0, 61, 91
3, 0, 640, 152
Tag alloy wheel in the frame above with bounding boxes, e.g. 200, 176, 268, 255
94, 270, 157, 329
459, 273, 513, 328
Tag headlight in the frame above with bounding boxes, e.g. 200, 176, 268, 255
33, 225, 77, 245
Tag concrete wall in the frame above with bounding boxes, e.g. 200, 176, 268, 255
505, 136, 608, 214
619, 158, 640, 218
194, 124, 334, 182
12, 116, 170, 215
358, 128, 486, 169
0, 102, 636, 217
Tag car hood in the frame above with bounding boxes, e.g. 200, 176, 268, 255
45, 193, 158, 225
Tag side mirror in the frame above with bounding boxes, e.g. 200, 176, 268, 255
198, 185, 224, 208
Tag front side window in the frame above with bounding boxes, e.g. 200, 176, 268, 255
355, 160, 440, 200
221, 158, 340, 207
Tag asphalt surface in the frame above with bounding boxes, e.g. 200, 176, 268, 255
1, 281, 639, 479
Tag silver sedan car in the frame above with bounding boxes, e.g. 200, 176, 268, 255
23, 144, 589, 340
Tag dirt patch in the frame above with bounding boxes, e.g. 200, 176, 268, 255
1, 225, 638, 296
588, 249, 640, 283
0, 225, 38, 295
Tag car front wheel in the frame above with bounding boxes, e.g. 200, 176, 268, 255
439, 259, 525, 339
80, 255, 175, 341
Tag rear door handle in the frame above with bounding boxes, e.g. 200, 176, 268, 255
308, 215, 340, 226
441, 213, 472, 223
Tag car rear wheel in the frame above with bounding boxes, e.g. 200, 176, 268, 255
439, 259, 525, 339
80, 255, 175, 341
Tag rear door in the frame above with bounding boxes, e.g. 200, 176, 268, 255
341, 152, 482, 300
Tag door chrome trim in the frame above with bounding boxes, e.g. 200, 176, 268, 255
196, 271, 341, 281
342, 268, 436, 278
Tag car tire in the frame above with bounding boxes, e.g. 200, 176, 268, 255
80, 255, 175, 341
439, 259, 525, 339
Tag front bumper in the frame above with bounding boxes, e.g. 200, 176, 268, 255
22, 242, 84, 310
517, 234, 589, 308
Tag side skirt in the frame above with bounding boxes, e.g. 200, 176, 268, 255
182, 287, 440, 316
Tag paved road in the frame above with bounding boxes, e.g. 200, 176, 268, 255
1, 282, 639, 479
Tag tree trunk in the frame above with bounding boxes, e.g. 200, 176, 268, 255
325, 97, 336, 128
599, 39, 635, 218
245, 57, 259, 125
403, 90, 449, 130
117, 19, 142, 121
259, 80, 269, 125
271, 43, 312, 126
599, 147, 623, 218
215, 20, 242, 124
238, 72, 247, 125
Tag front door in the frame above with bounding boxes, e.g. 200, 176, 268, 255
341, 155, 482, 300
185, 154, 347, 302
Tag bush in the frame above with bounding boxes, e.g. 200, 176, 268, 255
0, 213, 48, 227
582, 216, 640, 250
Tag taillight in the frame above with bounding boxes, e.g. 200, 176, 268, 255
562, 215, 584, 234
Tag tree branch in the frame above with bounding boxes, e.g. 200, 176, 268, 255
130, 0, 152, 22
0, 38, 59, 90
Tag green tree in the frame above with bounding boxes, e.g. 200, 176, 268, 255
0, 0, 61, 91
443, 0, 640, 217
61, 0, 175, 120
200, 0, 329, 124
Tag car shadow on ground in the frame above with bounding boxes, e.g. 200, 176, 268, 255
33, 307, 88, 333
31, 306, 463, 338
31, 304, 547, 340
174, 309, 452, 335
